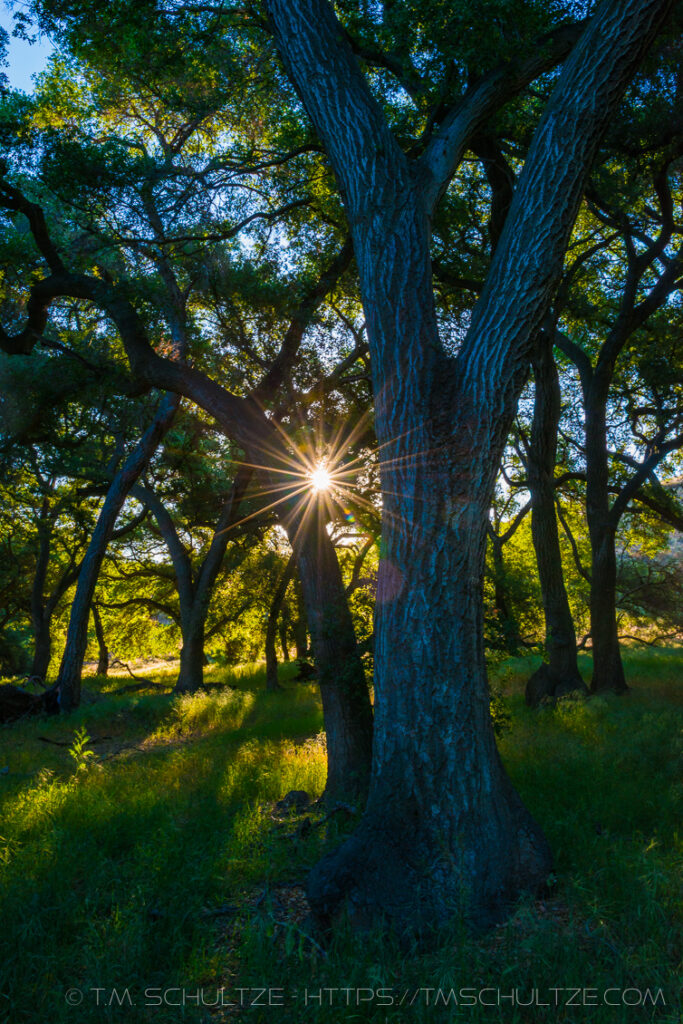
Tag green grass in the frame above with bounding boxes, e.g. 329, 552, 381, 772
0, 651, 681, 1023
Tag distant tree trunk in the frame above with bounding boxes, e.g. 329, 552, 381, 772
265, 554, 296, 692
584, 385, 628, 693
132, 469, 252, 695
177, 471, 252, 694
57, 394, 179, 712
293, 622, 308, 660
526, 335, 586, 704
286, 503, 373, 802
92, 603, 109, 677
488, 528, 521, 655
176, 619, 206, 693
29, 502, 83, 682
279, 620, 290, 662
293, 580, 309, 658
30, 615, 52, 680
29, 507, 52, 679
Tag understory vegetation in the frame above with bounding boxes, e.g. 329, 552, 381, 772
1, 649, 681, 1024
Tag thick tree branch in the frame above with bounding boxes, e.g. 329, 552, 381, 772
610, 429, 683, 526
458, 0, 675, 407
419, 21, 585, 214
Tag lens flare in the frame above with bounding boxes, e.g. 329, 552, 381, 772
310, 466, 332, 491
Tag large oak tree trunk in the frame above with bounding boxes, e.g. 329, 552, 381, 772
526, 336, 586, 705
303, 171, 553, 932
309, 436, 552, 931
266, 0, 669, 934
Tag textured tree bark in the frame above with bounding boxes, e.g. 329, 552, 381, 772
57, 394, 179, 712
92, 603, 109, 677
526, 336, 586, 705
584, 388, 628, 693
266, 0, 671, 933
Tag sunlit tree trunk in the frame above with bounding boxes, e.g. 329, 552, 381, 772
176, 619, 206, 693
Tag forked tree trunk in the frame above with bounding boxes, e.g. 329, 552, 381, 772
584, 391, 628, 693
526, 336, 586, 705
267, 0, 670, 933
131, 483, 204, 696
173, 471, 252, 694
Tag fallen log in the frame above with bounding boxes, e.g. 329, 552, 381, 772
0, 684, 59, 724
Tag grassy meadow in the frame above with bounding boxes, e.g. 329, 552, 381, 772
0, 650, 681, 1024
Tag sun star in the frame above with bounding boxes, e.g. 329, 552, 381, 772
310, 466, 331, 492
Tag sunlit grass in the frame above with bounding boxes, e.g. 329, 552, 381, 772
0, 650, 681, 1023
